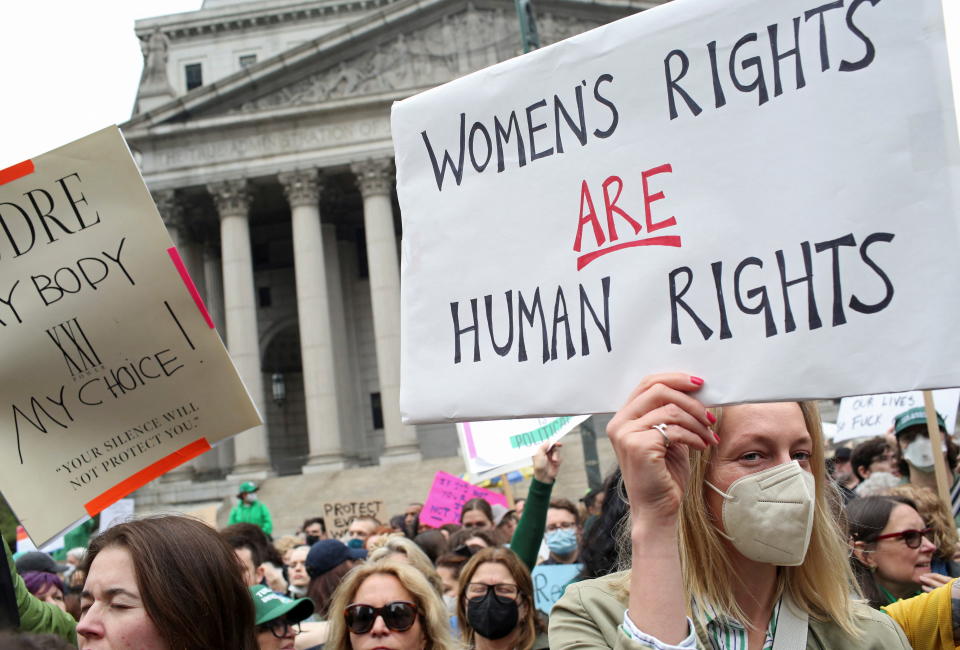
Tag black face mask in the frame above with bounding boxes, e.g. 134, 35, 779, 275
466, 590, 519, 640
305, 535, 320, 547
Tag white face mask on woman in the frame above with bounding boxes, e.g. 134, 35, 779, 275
706, 460, 815, 566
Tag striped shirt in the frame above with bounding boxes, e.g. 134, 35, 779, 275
698, 600, 780, 650
951, 475, 960, 524
621, 599, 781, 650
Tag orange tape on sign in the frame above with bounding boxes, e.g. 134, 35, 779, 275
84, 437, 212, 517
0, 159, 35, 185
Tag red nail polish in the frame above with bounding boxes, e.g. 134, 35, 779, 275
713, 432, 721, 444
706, 411, 717, 424
690, 376, 704, 386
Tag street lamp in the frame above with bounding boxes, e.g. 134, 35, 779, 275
515, 0, 540, 53
271, 372, 286, 407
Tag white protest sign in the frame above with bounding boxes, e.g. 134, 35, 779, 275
458, 415, 589, 479
393, 0, 960, 422
97, 498, 135, 535
834, 389, 960, 443
0, 127, 262, 546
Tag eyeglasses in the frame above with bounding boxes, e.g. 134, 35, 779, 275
344, 601, 419, 634
546, 521, 577, 532
873, 527, 933, 549
465, 582, 520, 602
257, 618, 301, 639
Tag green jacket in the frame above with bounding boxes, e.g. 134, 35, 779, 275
510, 477, 553, 571
3, 535, 77, 644
549, 571, 910, 649
228, 499, 273, 536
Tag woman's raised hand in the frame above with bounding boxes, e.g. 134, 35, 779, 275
606, 373, 717, 525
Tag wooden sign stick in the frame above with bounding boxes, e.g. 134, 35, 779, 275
922, 390, 952, 508
501, 474, 516, 508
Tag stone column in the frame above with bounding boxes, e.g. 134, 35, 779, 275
152, 189, 198, 481
322, 223, 358, 460
351, 158, 420, 462
277, 170, 344, 472
201, 241, 234, 475
153, 190, 182, 249
208, 180, 270, 478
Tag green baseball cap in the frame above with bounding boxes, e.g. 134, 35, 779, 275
894, 407, 946, 436
249, 584, 314, 626
239, 481, 258, 494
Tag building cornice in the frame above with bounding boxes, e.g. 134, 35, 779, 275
135, 0, 398, 41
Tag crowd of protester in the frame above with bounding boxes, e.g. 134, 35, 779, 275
4, 382, 960, 648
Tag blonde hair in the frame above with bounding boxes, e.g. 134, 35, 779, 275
887, 484, 960, 559
325, 559, 459, 650
366, 535, 445, 596
274, 535, 302, 558
615, 402, 862, 637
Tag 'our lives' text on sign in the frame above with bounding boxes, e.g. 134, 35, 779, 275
0, 127, 261, 547
393, 0, 960, 422
833, 390, 960, 444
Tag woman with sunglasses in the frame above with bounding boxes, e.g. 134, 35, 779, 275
849, 495, 944, 608
326, 559, 457, 650
456, 547, 538, 650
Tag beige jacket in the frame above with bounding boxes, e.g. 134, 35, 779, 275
549, 572, 911, 649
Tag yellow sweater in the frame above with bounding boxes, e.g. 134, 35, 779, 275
883, 579, 958, 650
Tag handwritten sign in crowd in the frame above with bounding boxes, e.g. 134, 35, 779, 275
834, 389, 960, 444
419, 471, 508, 528
322, 500, 384, 538
458, 415, 588, 479
0, 127, 261, 546
532, 564, 582, 615
392, 0, 960, 422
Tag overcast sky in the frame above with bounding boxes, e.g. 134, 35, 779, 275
0, 1, 202, 169
0, 1, 957, 170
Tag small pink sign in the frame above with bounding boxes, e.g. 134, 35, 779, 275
420, 470, 508, 528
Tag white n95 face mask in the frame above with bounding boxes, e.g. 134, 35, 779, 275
903, 437, 945, 473
705, 460, 815, 566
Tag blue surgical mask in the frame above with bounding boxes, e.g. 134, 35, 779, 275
545, 528, 577, 555
346, 537, 364, 550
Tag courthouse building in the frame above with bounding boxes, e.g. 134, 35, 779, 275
123, 0, 658, 487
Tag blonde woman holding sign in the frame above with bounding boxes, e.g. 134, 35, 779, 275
549, 373, 908, 649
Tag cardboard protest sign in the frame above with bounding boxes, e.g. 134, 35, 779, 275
322, 500, 384, 538
420, 471, 508, 528
0, 127, 262, 546
458, 415, 589, 480
15, 519, 83, 555
393, 0, 960, 422
532, 564, 582, 615
833, 389, 960, 443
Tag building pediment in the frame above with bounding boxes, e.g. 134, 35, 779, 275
123, 0, 647, 133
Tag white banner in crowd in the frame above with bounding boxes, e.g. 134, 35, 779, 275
833, 389, 960, 444
393, 0, 960, 422
458, 415, 589, 479
0, 127, 262, 547
97, 498, 135, 535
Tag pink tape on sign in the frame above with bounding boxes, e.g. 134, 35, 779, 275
462, 422, 478, 458
167, 247, 215, 329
